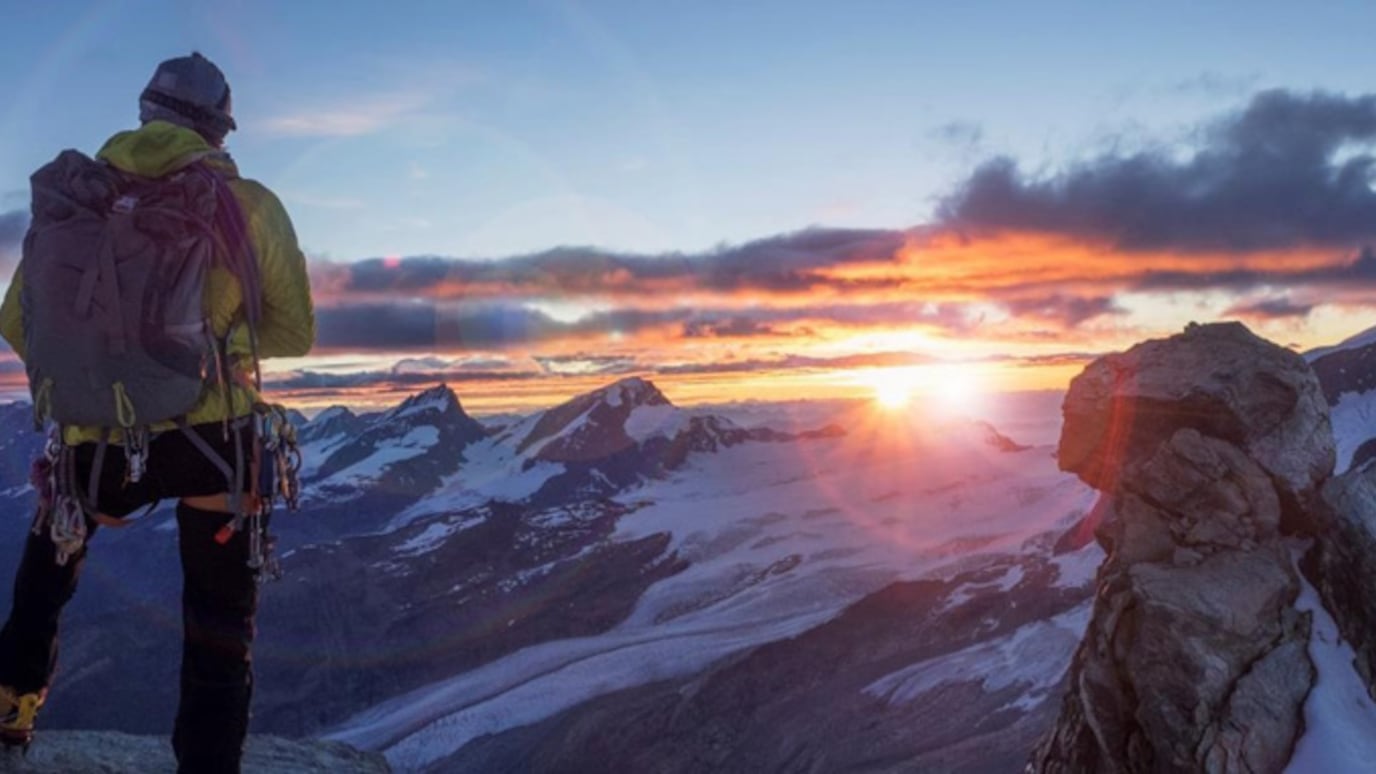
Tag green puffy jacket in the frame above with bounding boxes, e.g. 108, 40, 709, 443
0, 121, 316, 444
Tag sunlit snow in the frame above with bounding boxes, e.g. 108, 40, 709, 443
1330, 389, 1376, 473
865, 601, 1091, 711
1285, 576, 1376, 773
326, 403, 1097, 769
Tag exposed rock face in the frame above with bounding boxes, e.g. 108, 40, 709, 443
1058, 321, 1333, 524
5, 731, 389, 773
313, 383, 488, 496
1031, 323, 1330, 773
1305, 462, 1376, 692
518, 377, 671, 462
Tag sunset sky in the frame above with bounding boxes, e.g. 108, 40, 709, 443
3, 1, 1376, 415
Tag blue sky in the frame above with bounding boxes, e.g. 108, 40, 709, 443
5, 0, 1375, 262
4, 1, 1376, 413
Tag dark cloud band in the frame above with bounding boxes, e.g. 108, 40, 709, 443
940, 90, 1376, 252
1224, 297, 1315, 320
312, 298, 1006, 351
325, 227, 909, 299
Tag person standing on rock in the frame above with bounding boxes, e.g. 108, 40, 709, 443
0, 52, 314, 774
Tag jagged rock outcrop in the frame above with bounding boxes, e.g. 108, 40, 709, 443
1059, 321, 1333, 526
1030, 322, 1332, 773
1304, 461, 1376, 692
5, 731, 389, 773
518, 377, 671, 462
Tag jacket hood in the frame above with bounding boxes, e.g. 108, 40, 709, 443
96, 120, 239, 179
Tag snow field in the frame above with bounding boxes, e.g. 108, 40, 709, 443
328, 409, 1096, 769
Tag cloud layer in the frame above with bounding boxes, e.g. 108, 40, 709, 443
320, 227, 910, 301
313, 297, 985, 351
940, 90, 1376, 252
6, 87, 1376, 407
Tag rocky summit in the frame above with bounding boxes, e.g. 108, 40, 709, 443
1031, 322, 1334, 773
1057, 321, 1333, 522
2, 731, 389, 773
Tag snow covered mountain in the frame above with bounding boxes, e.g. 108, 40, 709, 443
4, 325, 1376, 771
0, 375, 1096, 772
289, 382, 1095, 771
305, 384, 487, 505
386, 377, 845, 527
1310, 325, 1376, 472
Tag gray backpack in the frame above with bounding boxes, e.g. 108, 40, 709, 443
22, 149, 261, 431
20, 149, 294, 571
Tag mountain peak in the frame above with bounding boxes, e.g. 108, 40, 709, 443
384, 383, 470, 424
595, 377, 670, 409
298, 405, 364, 445
515, 377, 669, 461
404, 382, 458, 407
313, 406, 356, 424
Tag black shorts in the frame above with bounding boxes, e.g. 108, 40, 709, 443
70, 420, 251, 518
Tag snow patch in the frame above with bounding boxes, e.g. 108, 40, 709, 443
624, 405, 686, 443
320, 426, 439, 488
865, 601, 1091, 710
604, 377, 654, 409
388, 435, 564, 529
941, 564, 1026, 611
389, 390, 454, 422
298, 435, 352, 481
1285, 576, 1376, 772
1329, 389, 1376, 473
1050, 543, 1105, 589
393, 515, 484, 557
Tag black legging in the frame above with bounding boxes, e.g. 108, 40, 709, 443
0, 422, 258, 774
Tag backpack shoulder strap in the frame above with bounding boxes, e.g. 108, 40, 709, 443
193, 164, 265, 391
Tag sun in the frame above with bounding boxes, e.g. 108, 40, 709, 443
866, 367, 921, 411
860, 364, 985, 414
874, 379, 913, 410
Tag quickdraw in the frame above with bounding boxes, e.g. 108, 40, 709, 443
28, 427, 87, 566
219, 402, 302, 582
124, 426, 149, 485
47, 498, 86, 567
257, 403, 303, 513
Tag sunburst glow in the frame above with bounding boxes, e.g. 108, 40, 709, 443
874, 378, 914, 409
859, 364, 986, 415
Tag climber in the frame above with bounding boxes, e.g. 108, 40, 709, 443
0, 52, 314, 774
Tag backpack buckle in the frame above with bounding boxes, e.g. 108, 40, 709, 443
111, 195, 138, 214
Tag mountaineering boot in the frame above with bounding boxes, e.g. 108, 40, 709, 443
0, 685, 45, 752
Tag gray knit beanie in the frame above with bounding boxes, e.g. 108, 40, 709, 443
139, 52, 236, 146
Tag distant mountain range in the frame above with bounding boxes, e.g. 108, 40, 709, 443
0, 326, 1369, 772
